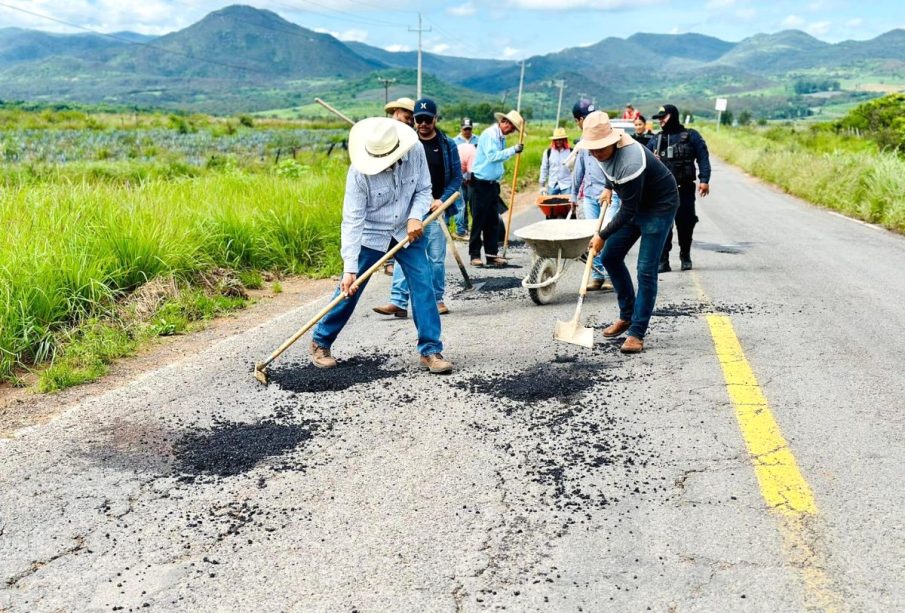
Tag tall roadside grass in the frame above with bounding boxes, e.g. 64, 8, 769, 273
0, 162, 346, 381
702, 126, 905, 232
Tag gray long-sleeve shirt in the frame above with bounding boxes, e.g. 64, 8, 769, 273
340, 146, 433, 273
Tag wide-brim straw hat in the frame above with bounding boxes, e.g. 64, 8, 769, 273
348, 117, 419, 175
575, 111, 634, 150
384, 97, 415, 113
550, 127, 568, 140
493, 110, 524, 132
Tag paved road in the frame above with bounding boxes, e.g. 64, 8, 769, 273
2, 160, 903, 612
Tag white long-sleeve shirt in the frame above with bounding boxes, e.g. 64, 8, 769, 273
340, 147, 433, 273
540, 146, 572, 192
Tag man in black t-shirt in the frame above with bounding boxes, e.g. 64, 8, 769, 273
373, 98, 463, 318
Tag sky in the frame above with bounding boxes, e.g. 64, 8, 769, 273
1, 0, 903, 60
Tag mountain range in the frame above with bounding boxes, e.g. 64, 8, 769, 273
0, 4, 903, 117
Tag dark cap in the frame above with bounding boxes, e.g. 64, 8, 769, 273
572, 99, 596, 119
652, 104, 678, 120
461, 117, 473, 129
413, 98, 438, 118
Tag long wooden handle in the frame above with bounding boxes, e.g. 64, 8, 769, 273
315, 97, 355, 126
257, 192, 460, 370
576, 199, 611, 300
439, 218, 473, 290
502, 121, 527, 255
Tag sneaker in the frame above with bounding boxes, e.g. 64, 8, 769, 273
420, 353, 453, 374
620, 336, 644, 354
602, 318, 631, 338
658, 260, 671, 273
470, 258, 483, 267
372, 303, 408, 318
437, 303, 450, 315
309, 342, 337, 369
486, 256, 508, 267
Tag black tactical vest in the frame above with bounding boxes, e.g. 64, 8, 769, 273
656, 131, 696, 186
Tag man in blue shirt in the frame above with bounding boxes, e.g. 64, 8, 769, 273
470, 109, 524, 267
453, 118, 478, 145
310, 117, 453, 374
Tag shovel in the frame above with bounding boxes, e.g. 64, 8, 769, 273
254, 192, 460, 384
553, 200, 610, 348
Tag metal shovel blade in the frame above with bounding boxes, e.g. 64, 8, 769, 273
253, 364, 269, 385
553, 318, 595, 348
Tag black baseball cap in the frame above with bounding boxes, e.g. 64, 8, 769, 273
652, 104, 678, 120
413, 98, 438, 118
572, 99, 595, 119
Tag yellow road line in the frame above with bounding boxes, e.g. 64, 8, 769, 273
705, 314, 816, 515
693, 269, 844, 610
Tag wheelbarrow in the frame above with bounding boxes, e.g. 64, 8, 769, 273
515, 219, 600, 305
536, 195, 577, 220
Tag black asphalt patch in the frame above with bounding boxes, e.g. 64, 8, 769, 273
267, 355, 404, 393
652, 301, 760, 317
455, 360, 608, 405
172, 419, 318, 481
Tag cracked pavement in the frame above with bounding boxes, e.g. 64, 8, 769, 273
1, 160, 904, 611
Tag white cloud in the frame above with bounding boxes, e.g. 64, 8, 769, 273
806, 21, 831, 36
781, 14, 805, 29
448, 2, 476, 17
669, 26, 680, 34
384, 43, 411, 53
313, 27, 369, 42
735, 8, 756, 19
845, 17, 863, 28
430, 43, 451, 54
502, 46, 521, 59
505, 0, 664, 9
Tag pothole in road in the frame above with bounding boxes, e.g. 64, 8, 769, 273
171, 418, 321, 482
267, 354, 404, 393
652, 301, 761, 317
454, 359, 611, 405
453, 275, 524, 298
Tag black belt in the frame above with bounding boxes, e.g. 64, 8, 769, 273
472, 177, 499, 185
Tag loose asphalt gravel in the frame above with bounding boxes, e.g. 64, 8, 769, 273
1, 159, 904, 612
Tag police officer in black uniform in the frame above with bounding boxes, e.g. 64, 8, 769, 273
648, 104, 711, 272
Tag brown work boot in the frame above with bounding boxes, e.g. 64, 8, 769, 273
437, 303, 450, 315
470, 258, 483, 267
420, 353, 453, 374
383, 263, 394, 276
486, 256, 508, 267
373, 303, 408, 318
309, 342, 337, 369
602, 318, 631, 338
600, 280, 614, 293
586, 278, 605, 291
620, 336, 644, 354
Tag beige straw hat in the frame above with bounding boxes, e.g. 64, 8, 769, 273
348, 117, 419, 176
493, 109, 525, 132
575, 111, 634, 150
384, 97, 415, 113
550, 127, 568, 140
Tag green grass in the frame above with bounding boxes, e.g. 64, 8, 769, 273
1, 158, 347, 384
702, 125, 905, 232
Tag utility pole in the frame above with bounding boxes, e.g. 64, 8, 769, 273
553, 79, 565, 127
516, 59, 527, 113
376, 77, 396, 104
409, 13, 431, 99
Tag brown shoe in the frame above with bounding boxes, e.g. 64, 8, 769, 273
373, 303, 408, 318
437, 303, 450, 315
420, 353, 453, 374
602, 318, 631, 338
486, 256, 508, 267
620, 336, 644, 354
586, 278, 604, 291
309, 342, 337, 369
470, 258, 483, 267
600, 280, 614, 293
383, 263, 394, 276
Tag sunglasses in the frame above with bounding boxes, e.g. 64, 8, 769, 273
414, 116, 435, 124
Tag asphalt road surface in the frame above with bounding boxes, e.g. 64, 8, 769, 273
2, 160, 903, 612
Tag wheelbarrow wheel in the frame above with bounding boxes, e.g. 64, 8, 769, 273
528, 258, 558, 305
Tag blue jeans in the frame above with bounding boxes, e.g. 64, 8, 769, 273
546, 185, 568, 195
453, 183, 472, 235
390, 219, 446, 308
582, 195, 622, 281
313, 239, 443, 356
601, 209, 677, 339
